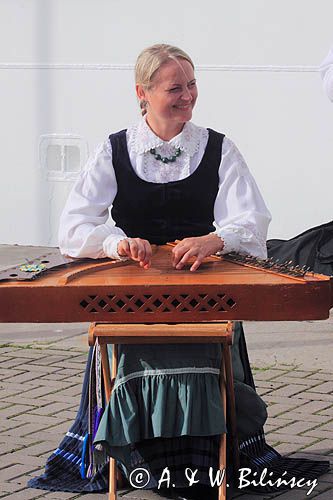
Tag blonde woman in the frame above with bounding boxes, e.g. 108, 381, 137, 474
30, 44, 327, 500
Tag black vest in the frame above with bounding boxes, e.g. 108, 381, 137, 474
110, 128, 224, 245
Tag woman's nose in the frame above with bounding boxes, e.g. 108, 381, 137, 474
181, 87, 192, 101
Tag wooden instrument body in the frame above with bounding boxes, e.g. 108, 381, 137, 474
0, 246, 331, 323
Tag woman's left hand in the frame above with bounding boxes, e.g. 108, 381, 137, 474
172, 234, 224, 272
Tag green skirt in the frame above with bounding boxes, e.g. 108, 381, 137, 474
93, 323, 267, 487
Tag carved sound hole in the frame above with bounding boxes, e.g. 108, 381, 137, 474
79, 293, 236, 314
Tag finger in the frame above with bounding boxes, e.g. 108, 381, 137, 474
190, 256, 204, 272
128, 238, 139, 259
175, 249, 196, 270
117, 239, 131, 257
140, 241, 152, 268
172, 242, 191, 267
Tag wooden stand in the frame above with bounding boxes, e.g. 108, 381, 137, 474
88, 321, 239, 500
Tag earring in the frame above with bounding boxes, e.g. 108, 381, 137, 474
140, 99, 147, 110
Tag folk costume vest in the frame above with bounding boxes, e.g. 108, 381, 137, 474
110, 128, 224, 244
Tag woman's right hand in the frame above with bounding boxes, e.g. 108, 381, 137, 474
117, 238, 152, 269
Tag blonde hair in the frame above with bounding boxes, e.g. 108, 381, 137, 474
135, 44, 195, 115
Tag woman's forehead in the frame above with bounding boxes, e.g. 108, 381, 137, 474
153, 59, 195, 84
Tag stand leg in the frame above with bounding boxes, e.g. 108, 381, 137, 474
100, 343, 120, 499
218, 359, 227, 500
100, 343, 112, 402
107, 344, 118, 500
223, 342, 240, 478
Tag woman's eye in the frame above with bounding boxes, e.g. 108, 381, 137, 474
188, 81, 196, 88
169, 87, 180, 92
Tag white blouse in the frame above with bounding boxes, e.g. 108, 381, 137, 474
58, 119, 271, 260
320, 46, 333, 101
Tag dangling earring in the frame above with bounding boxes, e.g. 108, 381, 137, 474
140, 99, 148, 116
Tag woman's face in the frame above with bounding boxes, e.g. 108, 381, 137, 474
137, 58, 198, 137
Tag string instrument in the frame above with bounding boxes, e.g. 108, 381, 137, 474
0, 245, 331, 323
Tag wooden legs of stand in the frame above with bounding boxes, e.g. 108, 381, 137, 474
100, 343, 118, 500
95, 323, 239, 500
219, 361, 227, 500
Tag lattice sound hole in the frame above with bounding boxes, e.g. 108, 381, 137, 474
79, 292, 237, 315
226, 298, 236, 307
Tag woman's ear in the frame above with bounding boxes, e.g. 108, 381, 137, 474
136, 84, 147, 101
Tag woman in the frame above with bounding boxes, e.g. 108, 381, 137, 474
29, 44, 326, 499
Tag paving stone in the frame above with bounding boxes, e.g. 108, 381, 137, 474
271, 376, 324, 388
301, 439, 333, 453
310, 490, 333, 499
303, 430, 333, 440
1, 405, 36, 419
0, 453, 47, 468
266, 384, 313, 398
2, 350, 49, 360
263, 395, 307, 406
319, 421, 333, 432
0, 488, 46, 499
251, 370, 290, 381
267, 432, 317, 445
279, 413, 329, 424
274, 421, 321, 435
305, 373, 333, 381
291, 401, 332, 414
306, 382, 333, 394
298, 392, 333, 403
317, 406, 333, 417
0, 396, 50, 407
43, 492, 83, 499
272, 442, 310, 455
266, 403, 300, 417
10, 364, 62, 375
0, 368, 26, 379
37, 393, 81, 405
27, 402, 74, 416
0, 434, 38, 448
0, 482, 27, 493
0, 464, 37, 481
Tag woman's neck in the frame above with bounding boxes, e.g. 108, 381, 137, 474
145, 115, 185, 141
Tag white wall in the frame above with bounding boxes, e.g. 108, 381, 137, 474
0, 0, 332, 245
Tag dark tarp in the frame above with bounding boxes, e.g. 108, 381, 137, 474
267, 220, 333, 276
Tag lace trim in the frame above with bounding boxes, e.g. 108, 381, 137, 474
127, 118, 207, 157
215, 224, 267, 255
114, 367, 220, 391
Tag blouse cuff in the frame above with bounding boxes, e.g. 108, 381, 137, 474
213, 230, 241, 255
103, 234, 129, 261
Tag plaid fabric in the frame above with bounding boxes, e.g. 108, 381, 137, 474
127, 435, 220, 489
28, 348, 109, 493
239, 433, 329, 494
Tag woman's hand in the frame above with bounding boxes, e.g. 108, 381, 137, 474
172, 234, 224, 272
117, 238, 152, 269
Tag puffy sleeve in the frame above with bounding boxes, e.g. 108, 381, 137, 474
213, 137, 271, 259
320, 46, 333, 101
58, 140, 127, 259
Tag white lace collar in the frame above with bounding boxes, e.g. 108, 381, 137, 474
127, 117, 205, 157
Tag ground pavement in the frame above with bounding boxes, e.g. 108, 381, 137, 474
0, 245, 332, 499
